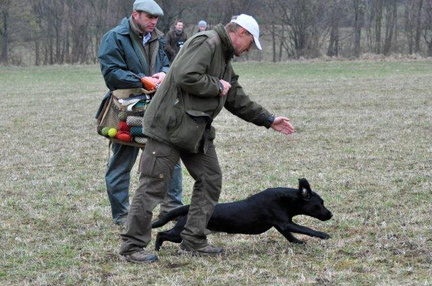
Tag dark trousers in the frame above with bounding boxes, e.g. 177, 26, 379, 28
105, 142, 182, 224
120, 138, 222, 254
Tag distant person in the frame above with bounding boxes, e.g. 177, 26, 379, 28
119, 14, 295, 263
97, 0, 183, 225
164, 20, 188, 62
197, 20, 208, 33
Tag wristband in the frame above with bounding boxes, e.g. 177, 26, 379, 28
218, 81, 223, 94
267, 115, 275, 125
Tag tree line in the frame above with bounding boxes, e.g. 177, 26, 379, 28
1, 0, 431, 66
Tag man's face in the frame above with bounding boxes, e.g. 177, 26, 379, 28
231, 28, 254, 57
175, 22, 184, 31
133, 11, 159, 33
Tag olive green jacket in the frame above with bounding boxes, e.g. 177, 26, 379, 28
143, 24, 273, 152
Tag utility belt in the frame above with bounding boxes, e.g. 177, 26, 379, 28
96, 88, 154, 148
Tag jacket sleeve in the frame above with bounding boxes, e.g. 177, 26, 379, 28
173, 36, 221, 97
164, 32, 176, 60
98, 32, 143, 90
224, 71, 273, 128
157, 37, 170, 74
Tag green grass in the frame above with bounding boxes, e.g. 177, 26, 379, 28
1, 59, 431, 285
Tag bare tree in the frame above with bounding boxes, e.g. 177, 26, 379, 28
68, 1, 92, 63
403, 0, 424, 55
0, 0, 12, 64
267, 0, 325, 59
158, 0, 194, 33
374, 0, 384, 54
423, 0, 432, 56
262, 0, 284, 61
326, 0, 344, 57
414, 0, 424, 53
383, 0, 397, 56
31, 0, 67, 65
353, 0, 366, 58
3, 0, 432, 65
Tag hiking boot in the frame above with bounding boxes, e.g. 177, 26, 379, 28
122, 250, 158, 263
178, 243, 223, 256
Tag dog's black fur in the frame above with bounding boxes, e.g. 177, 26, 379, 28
152, 178, 332, 251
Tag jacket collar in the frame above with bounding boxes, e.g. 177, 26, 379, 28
128, 17, 163, 43
129, 17, 141, 37
214, 24, 234, 61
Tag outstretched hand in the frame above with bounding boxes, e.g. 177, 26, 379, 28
271, 116, 295, 135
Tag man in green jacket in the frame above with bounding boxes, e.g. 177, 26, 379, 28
120, 14, 295, 263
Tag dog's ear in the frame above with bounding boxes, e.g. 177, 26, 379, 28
299, 178, 312, 200
298, 178, 310, 189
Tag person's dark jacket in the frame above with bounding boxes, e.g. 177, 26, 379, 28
164, 29, 188, 61
143, 24, 273, 153
99, 17, 170, 91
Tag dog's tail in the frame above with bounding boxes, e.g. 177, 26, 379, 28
151, 205, 190, 228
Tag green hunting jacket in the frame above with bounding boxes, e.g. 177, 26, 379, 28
143, 24, 273, 152
99, 17, 170, 91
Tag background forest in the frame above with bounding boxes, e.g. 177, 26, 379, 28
1, 0, 432, 65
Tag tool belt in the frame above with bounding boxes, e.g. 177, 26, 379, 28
96, 88, 153, 148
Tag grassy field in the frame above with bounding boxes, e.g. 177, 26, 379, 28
0, 59, 431, 285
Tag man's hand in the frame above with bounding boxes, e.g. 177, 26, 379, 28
140, 76, 158, 91
271, 116, 295, 135
141, 73, 166, 91
152, 72, 166, 85
218, 79, 231, 96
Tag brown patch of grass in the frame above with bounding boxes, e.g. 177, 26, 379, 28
0, 61, 431, 285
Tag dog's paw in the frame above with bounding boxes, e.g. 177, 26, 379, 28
318, 232, 330, 239
290, 238, 305, 244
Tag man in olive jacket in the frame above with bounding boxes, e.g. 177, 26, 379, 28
120, 14, 295, 263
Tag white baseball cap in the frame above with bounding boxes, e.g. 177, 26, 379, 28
230, 14, 262, 50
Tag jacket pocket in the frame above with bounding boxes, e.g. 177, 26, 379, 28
169, 110, 212, 153
140, 140, 172, 179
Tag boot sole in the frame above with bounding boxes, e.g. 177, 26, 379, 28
122, 254, 158, 263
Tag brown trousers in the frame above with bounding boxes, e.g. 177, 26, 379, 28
120, 138, 222, 254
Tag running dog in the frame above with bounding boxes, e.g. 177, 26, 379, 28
152, 178, 333, 251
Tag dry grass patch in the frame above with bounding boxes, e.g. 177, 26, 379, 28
1, 60, 431, 285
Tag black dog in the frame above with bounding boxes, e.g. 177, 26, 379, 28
152, 178, 332, 251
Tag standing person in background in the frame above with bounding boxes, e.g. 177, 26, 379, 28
164, 20, 188, 62
197, 20, 208, 33
119, 14, 295, 263
98, 0, 183, 226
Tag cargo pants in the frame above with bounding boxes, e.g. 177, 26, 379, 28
105, 142, 183, 224
120, 138, 222, 254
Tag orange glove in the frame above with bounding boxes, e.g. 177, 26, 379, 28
140, 77, 157, 91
